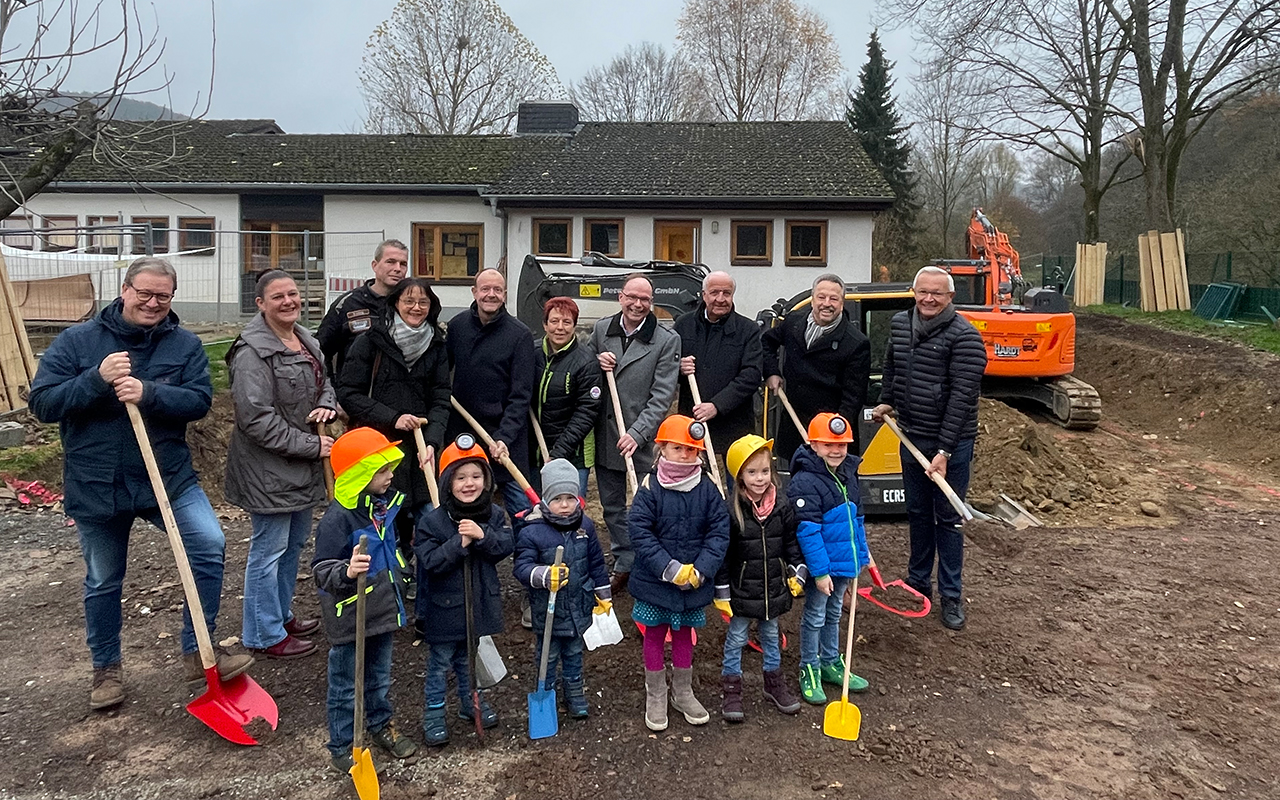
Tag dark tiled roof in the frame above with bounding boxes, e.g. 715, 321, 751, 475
488, 122, 893, 199
54, 119, 559, 186
46, 118, 892, 201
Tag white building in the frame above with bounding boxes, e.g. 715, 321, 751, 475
6, 105, 894, 324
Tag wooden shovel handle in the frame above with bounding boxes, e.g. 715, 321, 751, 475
687, 374, 725, 497
413, 424, 441, 506
529, 409, 551, 464
352, 535, 369, 751
775, 386, 810, 444
840, 572, 859, 703
126, 403, 217, 671
603, 370, 638, 499
450, 396, 540, 506
882, 416, 973, 520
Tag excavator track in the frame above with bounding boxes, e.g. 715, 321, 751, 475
981, 375, 1102, 431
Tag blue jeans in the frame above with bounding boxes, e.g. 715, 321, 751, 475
901, 437, 974, 601
326, 631, 395, 757
534, 634, 584, 686
723, 616, 781, 674
242, 508, 313, 649
424, 640, 472, 710
76, 484, 226, 668
498, 478, 533, 531
800, 576, 851, 669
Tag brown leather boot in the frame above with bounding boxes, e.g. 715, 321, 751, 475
90, 664, 124, 710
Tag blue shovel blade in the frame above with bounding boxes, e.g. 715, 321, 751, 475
527, 686, 559, 740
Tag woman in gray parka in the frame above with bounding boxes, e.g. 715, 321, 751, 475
225, 270, 337, 660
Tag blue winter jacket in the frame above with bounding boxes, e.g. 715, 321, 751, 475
628, 473, 731, 613
311, 492, 409, 646
787, 446, 872, 580
513, 506, 610, 639
414, 504, 514, 644
29, 300, 213, 522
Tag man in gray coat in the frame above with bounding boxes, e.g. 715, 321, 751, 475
590, 274, 680, 594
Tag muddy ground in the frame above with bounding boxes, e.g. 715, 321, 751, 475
0, 313, 1277, 800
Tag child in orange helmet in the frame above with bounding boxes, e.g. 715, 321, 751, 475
787, 412, 880, 705
414, 434, 514, 746
312, 427, 417, 774
628, 414, 731, 732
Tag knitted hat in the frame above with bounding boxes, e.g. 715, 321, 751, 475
331, 427, 404, 509
541, 458, 580, 501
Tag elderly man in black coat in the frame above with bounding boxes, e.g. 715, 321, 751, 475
763, 273, 871, 462
446, 268, 537, 521
674, 271, 763, 455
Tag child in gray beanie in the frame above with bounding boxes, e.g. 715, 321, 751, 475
513, 458, 611, 718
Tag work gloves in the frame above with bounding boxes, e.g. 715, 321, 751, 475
662, 560, 703, 590
714, 584, 732, 618
531, 564, 570, 592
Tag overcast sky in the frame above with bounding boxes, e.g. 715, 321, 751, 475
126, 0, 919, 133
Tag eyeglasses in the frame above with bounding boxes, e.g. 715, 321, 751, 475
128, 285, 174, 304
621, 291, 653, 305
399, 299, 433, 309
914, 289, 950, 299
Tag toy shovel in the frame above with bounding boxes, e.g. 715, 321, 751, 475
527, 546, 564, 740
126, 403, 278, 745
349, 536, 378, 800
857, 565, 932, 619
823, 574, 862, 741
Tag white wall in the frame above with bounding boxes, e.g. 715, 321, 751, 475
504, 208, 875, 322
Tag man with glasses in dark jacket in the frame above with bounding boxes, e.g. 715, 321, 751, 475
872, 266, 987, 631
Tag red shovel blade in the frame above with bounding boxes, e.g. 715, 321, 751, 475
187, 666, 279, 746
857, 580, 932, 619
634, 621, 697, 646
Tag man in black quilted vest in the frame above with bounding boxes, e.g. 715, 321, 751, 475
872, 266, 987, 631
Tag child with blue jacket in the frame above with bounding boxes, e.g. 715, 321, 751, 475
312, 428, 417, 775
414, 434, 514, 746
787, 412, 879, 705
513, 458, 612, 719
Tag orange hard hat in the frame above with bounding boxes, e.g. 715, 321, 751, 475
438, 433, 489, 475
331, 427, 399, 478
655, 414, 707, 451
808, 412, 854, 444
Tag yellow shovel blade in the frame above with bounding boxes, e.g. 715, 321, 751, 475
349, 745, 379, 800
822, 699, 863, 741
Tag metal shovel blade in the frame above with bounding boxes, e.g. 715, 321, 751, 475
527, 681, 559, 740
186, 666, 279, 746
822, 699, 863, 741
349, 745, 379, 800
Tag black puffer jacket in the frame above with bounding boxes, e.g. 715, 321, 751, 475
532, 335, 601, 470
879, 307, 987, 452
317, 281, 388, 380
762, 309, 871, 460
674, 304, 763, 445
337, 294, 451, 511
716, 495, 804, 620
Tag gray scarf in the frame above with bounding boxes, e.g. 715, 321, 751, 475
805, 312, 841, 348
391, 312, 433, 366
911, 304, 956, 345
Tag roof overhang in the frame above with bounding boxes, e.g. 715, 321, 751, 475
484, 194, 896, 212
45, 181, 490, 195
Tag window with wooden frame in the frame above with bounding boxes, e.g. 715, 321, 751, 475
413, 223, 484, 282
41, 215, 78, 251
86, 215, 120, 254
1, 216, 34, 250
532, 218, 571, 257
730, 220, 772, 265
131, 216, 169, 254
785, 220, 828, 266
585, 218, 624, 257
178, 216, 216, 254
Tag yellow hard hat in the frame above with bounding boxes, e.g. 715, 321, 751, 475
726, 434, 774, 479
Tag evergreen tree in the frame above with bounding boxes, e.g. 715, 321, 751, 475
848, 32, 920, 277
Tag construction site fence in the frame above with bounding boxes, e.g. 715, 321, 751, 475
1024, 250, 1280, 320
0, 226, 387, 336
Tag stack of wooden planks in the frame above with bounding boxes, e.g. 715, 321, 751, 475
0, 252, 38, 413
1138, 229, 1191, 312
1073, 242, 1108, 306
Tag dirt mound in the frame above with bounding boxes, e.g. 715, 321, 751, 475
187, 391, 234, 504
970, 398, 1142, 524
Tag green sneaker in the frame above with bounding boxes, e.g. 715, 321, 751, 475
821, 658, 869, 693
799, 664, 826, 705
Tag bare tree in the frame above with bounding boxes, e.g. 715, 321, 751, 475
0, 0, 185, 220
1103, 0, 1280, 231
570, 43, 709, 122
359, 0, 564, 135
907, 65, 985, 257
676, 0, 843, 121
885, 0, 1133, 243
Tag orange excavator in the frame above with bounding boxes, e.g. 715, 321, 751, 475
935, 209, 1101, 430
